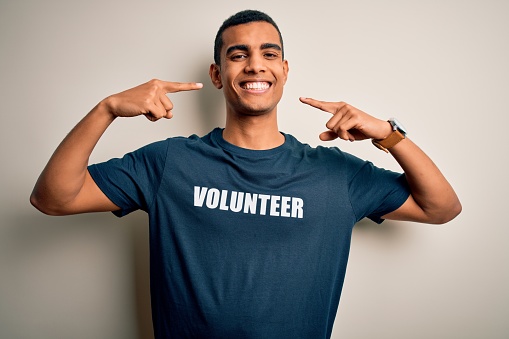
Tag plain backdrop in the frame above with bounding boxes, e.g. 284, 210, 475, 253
1, 0, 508, 338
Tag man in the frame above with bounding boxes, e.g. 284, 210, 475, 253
31, 9, 461, 339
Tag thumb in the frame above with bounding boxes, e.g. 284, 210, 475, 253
319, 131, 339, 141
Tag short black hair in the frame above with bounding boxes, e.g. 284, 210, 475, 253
214, 9, 284, 65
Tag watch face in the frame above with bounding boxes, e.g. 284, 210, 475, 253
389, 118, 408, 135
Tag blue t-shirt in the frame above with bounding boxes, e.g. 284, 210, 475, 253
88, 128, 410, 338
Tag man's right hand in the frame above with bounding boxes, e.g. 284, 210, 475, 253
103, 79, 203, 121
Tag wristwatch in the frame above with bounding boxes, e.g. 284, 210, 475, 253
372, 118, 407, 153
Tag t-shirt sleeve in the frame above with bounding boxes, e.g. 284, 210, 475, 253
87, 140, 169, 217
345, 152, 410, 224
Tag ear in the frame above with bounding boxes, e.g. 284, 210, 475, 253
282, 59, 289, 85
209, 64, 223, 89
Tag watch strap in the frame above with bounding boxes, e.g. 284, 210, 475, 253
372, 130, 405, 153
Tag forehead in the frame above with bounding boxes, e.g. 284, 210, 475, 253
221, 21, 281, 51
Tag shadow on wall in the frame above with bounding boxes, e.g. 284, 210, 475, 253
353, 217, 415, 243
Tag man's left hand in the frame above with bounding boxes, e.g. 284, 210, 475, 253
299, 97, 392, 142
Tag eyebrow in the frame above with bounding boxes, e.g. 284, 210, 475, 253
261, 43, 282, 51
226, 44, 249, 55
226, 43, 282, 55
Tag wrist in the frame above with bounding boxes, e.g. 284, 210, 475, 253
372, 118, 407, 152
96, 97, 118, 122
378, 120, 393, 140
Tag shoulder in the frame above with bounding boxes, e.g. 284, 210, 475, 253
284, 133, 381, 182
285, 133, 363, 163
135, 133, 206, 155
128, 130, 223, 165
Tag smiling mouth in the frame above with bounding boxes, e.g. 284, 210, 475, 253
240, 81, 271, 90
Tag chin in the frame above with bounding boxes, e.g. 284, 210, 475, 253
246, 100, 280, 114
241, 107, 275, 116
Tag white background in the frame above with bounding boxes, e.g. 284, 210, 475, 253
1, 0, 508, 338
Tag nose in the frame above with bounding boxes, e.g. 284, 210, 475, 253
244, 53, 266, 73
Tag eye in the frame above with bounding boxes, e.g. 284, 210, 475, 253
230, 54, 247, 61
264, 51, 279, 59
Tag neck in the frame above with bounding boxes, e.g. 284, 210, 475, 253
223, 111, 284, 150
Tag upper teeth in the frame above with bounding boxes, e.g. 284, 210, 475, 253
243, 82, 270, 90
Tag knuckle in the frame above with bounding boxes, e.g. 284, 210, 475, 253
148, 79, 163, 91
142, 97, 153, 107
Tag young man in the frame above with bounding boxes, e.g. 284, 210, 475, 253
31, 10, 461, 339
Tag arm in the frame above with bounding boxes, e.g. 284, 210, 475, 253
299, 97, 461, 224
30, 79, 203, 215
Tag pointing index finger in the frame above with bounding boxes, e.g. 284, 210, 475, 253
164, 81, 204, 93
299, 97, 335, 114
